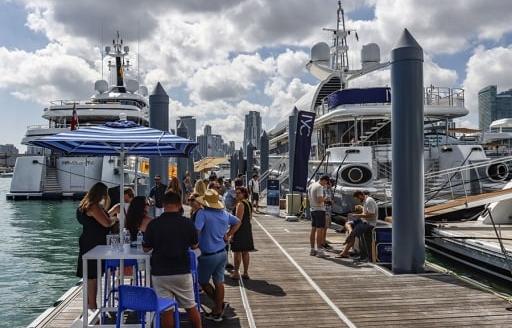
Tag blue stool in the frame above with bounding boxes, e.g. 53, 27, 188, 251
103, 259, 141, 309
188, 250, 201, 311
116, 285, 180, 328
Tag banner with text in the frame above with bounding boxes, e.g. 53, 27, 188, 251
291, 110, 316, 192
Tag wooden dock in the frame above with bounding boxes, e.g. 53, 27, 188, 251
34, 212, 512, 327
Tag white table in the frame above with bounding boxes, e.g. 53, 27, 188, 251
82, 245, 151, 327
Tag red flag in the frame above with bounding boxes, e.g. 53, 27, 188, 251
70, 103, 78, 130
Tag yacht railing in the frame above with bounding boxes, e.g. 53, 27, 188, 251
318, 85, 465, 115
48, 99, 146, 109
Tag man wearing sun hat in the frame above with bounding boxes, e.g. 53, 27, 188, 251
195, 189, 241, 322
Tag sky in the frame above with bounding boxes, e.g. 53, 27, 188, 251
1, 0, 512, 152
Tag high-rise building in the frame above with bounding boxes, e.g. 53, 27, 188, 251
177, 116, 197, 141
229, 141, 235, 154
197, 135, 208, 159
0, 144, 19, 167
204, 124, 212, 136
479, 85, 512, 130
177, 116, 198, 160
243, 111, 261, 154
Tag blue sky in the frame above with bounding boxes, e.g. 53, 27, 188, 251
2, 0, 512, 151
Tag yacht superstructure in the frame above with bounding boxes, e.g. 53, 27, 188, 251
8, 33, 149, 199
267, 1, 509, 214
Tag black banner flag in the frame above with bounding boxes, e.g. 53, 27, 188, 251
291, 110, 316, 192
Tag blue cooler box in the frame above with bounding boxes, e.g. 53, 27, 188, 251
373, 226, 392, 263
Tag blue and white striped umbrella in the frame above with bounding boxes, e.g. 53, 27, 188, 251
29, 120, 197, 156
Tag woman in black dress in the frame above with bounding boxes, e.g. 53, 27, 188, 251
230, 186, 255, 279
76, 182, 117, 309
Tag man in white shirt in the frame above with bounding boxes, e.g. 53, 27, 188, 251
248, 174, 260, 213
337, 190, 378, 259
308, 175, 330, 258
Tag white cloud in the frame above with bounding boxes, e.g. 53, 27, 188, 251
0, 45, 98, 104
3, 0, 512, 149
462, 46, 512, 127
349, 56, 457, 89
187, 53, 275, 103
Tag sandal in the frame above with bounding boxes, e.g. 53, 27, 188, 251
241, 274, 250, 280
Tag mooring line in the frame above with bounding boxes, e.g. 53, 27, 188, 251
253, 217, 357, 328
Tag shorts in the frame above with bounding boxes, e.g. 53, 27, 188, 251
152, 273, 196, 309
251, 193, 259, 202
353, 221, 373, 237
311, 210, 326, 228
198, 251, 227, 285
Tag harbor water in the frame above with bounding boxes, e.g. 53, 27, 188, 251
0, 178, 80, 328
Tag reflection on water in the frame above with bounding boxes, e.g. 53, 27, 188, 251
0, 179, 80, 328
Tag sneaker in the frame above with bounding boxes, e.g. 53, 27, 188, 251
323, 242, 333, 249
310, 248, 317, 256
204, 312, 223, 322
316, 250, 328, 258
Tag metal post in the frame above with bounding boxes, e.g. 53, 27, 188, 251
149, 82, 169, 192
391, 28, 425, 274
246, 142, 254, 186
134, 156, 139, 196
260, 131, 269, 191
238, 147, 245, 182
176, 121, 188, 198
119, 145, 125, 239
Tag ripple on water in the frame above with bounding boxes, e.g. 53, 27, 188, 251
0, 179, 81, 328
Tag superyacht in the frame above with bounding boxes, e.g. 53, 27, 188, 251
8, 33, 149, 200
268, 1, 511, 214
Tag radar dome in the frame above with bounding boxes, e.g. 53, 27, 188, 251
138, 86, 148, 96
311, 42, 330, 64
94, 80, 108, 94
125, 79, 139, 93
361, 43, 380, 69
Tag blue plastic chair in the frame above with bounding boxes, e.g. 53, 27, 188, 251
103, 259, 141, 309
188, 250, 201, 311
116, 285, 180, 328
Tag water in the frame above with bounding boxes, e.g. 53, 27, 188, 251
0, 179, 80, 327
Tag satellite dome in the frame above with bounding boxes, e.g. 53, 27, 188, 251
138, 86, 148, 96
311, 42, 330, 64
94, 80, 108, 94
125, 79, 139, 93
361, 43, 381, 69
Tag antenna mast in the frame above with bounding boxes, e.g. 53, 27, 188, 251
100, 23, 104, 80
137, 22, 140, 84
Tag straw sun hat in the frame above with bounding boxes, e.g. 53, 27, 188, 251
196, 189, 225, 209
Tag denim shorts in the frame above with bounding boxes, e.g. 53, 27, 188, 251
311, 210, 326, 228
198, 251, 227, 284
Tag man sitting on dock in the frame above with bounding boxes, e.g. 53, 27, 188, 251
143, 191, 202, 328
337, 190, 378, 259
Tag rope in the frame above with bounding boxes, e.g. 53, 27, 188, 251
485, 206, 512, 276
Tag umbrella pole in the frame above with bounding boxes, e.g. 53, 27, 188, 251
134, 156, 139, 196
119, 145, 125, 241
